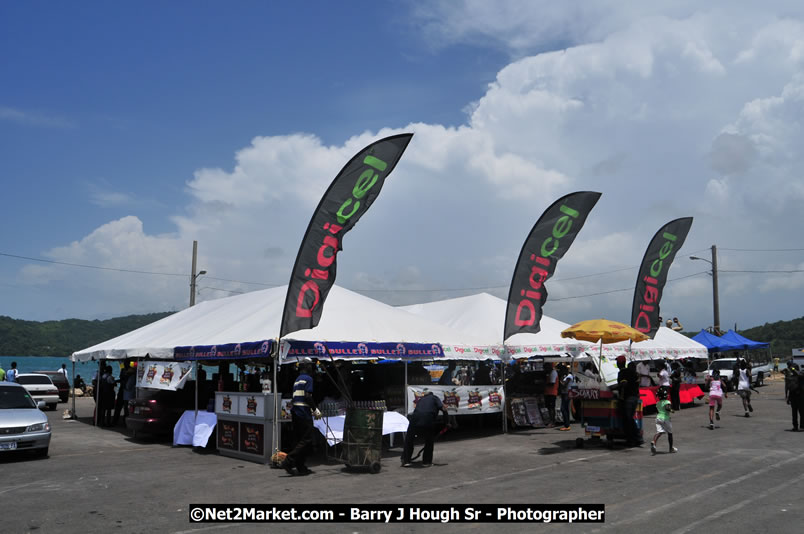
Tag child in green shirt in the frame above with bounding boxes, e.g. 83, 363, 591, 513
650, 388, 677, 455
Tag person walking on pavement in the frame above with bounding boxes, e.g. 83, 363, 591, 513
616, 356, 642, 447
784, 361, 803, 431
280, 359, 320, 476
737, 359, 754, 417
543, 362, 559, 427
557, 364, 575, 431
651, 388, 677, 454
401, 391, 449, 467
705, 369, 728, 429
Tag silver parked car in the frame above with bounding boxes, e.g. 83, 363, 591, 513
0, 382, 52, 457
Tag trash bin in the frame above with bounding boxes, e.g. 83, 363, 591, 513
340, 408, 384, 473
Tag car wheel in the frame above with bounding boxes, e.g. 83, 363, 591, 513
47, 403, 57, 411
36, 447, 49, 458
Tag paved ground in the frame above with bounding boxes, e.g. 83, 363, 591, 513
3, 377, 804, 534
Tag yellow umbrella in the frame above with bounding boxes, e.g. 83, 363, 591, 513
562, 319, 649, 386
561, 319, 649, 344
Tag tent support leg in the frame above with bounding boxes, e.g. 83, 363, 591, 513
71, 360, 76, 420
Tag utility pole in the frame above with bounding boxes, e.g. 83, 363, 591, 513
690, 245, 721, 334
190, 240, 198, 307
711, 245, 720, 334
189, 240, 207, 423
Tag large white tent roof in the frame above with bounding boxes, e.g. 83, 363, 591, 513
401, 293, 591, 359
71, 285, 489, 362
603, 326, 709, 360
401, 293, 708, 361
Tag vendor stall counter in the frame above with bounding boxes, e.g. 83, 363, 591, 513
214, 391, 278, 464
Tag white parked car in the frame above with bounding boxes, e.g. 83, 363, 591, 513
15, 374, 60, 411
0, 382, 51, 457
706, 357, 772, 391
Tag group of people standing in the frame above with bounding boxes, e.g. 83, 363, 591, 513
95, 361, 136, 427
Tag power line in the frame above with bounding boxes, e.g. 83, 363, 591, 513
719, 248, 804, 252
548, 270, 708, 301
0, 252, 187, 277
720, 269, 804, 274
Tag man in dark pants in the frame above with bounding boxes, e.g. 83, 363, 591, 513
616, 356, 642, 447
670, 361, 682, 411
401, 391, 449, 467
784, 361, 803, 431
281, 360, 319, 476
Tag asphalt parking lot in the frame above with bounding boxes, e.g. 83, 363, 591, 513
3, 378, 804, 534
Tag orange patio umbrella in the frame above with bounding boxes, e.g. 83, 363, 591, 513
561, 319, 649, 382
560, 319, 649, 344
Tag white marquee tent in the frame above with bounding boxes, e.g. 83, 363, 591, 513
71, 285, 489, 362
401, 293, 708, 361
400, 293, 591, 359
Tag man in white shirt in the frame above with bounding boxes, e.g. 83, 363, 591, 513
57, 364, 68, 376
636, 361, 653, 388
658, 364, 671, 393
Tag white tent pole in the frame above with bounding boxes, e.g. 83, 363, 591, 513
272, 340, 279, 457
71, 360, 76, 420
194, 361, 199, 423
404, 360, 409, 417
501, 345, 507, 434
94, 360, 102, 427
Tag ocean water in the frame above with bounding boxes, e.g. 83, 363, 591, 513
0, 356, 105, 386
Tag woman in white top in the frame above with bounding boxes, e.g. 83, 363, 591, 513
737, 360, 754, 417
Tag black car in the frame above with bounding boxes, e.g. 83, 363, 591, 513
126, 384, 198, 437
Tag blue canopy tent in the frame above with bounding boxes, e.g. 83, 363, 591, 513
720, 330, 769, 350
692, 329, 744, 352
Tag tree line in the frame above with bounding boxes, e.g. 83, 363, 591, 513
2, 311, 803, 358
0, 312, 174, 357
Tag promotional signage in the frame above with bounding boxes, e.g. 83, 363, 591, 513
280, 134, 414, 338
407, 385, 505, 415
241, 422, 265, 456
280, 340, 443, 360
174, 340, 273, 361
504, 192, 601, 341
631, 217, 693, 338
217, 420, 239, 451
136, 360, 192, 391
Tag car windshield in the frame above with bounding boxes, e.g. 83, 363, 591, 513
0, 387, 37, 409
16, 375, 53, 385
710, 361, 736, 371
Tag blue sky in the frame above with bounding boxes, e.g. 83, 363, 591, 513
2, 1, 804, 336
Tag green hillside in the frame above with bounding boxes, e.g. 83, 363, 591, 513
0, 312, 174, 357
739, 317, 804, 356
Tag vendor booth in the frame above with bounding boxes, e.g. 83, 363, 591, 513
73, 284, 492, 466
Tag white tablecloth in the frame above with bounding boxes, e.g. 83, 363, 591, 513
313, 411, 409, 446
173, 410, 218, 447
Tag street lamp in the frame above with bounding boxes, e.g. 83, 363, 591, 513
690, 245, 720, 334
190, 270, 206, 307
189, 240, 207, 307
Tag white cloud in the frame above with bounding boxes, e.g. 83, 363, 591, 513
0, 106, 75, 128
13, 3, 804, 331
